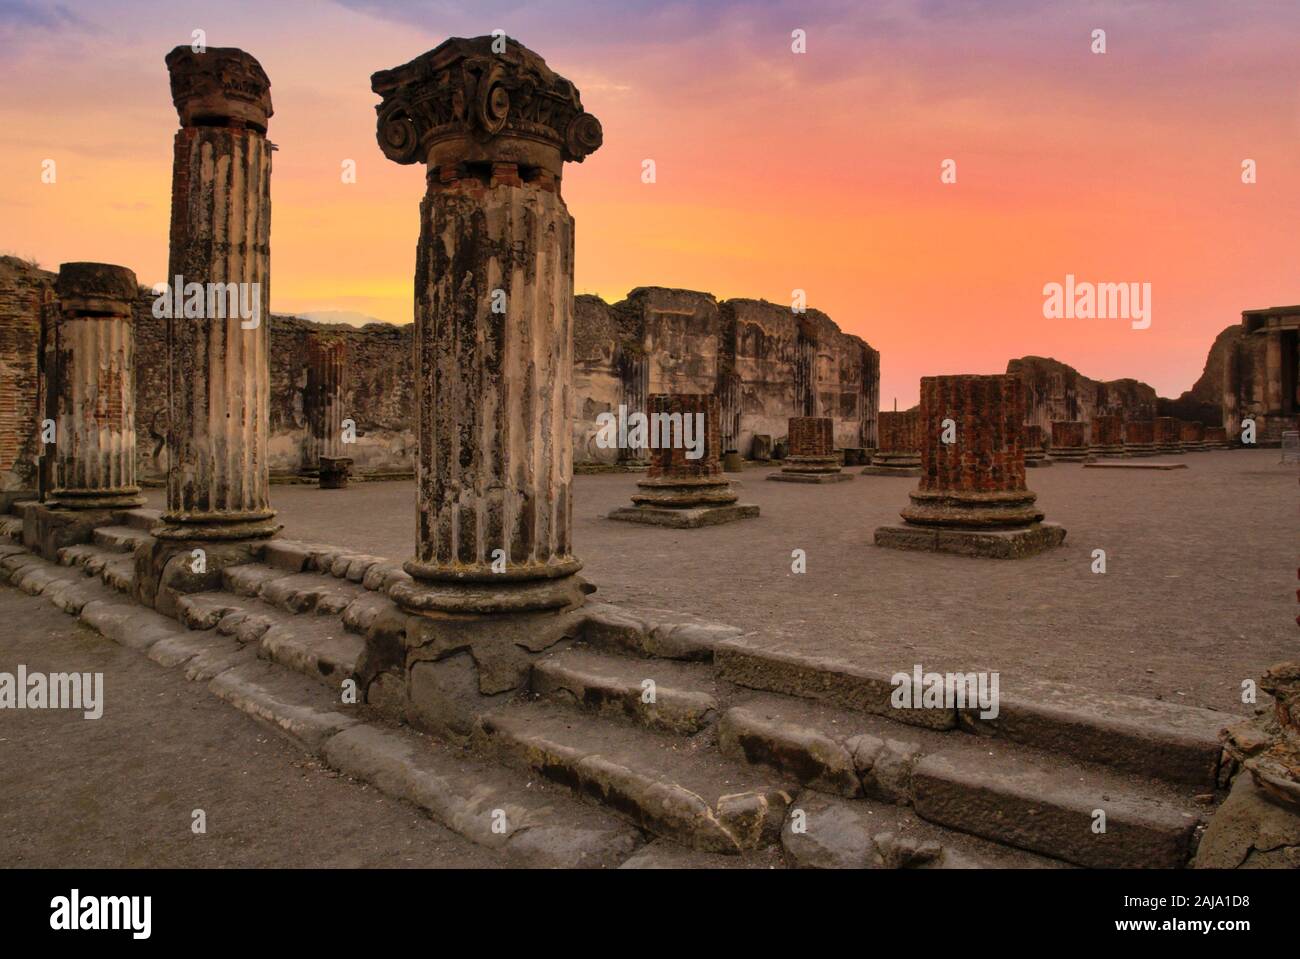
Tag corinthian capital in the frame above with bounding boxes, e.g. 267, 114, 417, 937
166, 46, 273, 130
371, 35, 603, 176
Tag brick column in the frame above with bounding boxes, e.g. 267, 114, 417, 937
1204, 426, 1229, 449
1089, 413, 1125, 458
1022, 423, 1050, 467
1050, 420, 1088, 460
1180, 420, 1207, 451
1155, 417, 1183, 454
1124, 420, 1157, 456
863, 409, 921, 476
876, 374, 1064, 557
48, 263, 144, 509
609, 394, 757, 527
768, 416, 850, 483
158, 46, 278, 541
373, 37, 603, 614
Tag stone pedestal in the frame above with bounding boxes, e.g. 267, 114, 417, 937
373, 36, 603, 616
862, 409, 921, 476
1050, 421, 1088, 461
610, 394, 757, 528
1155, 417, 1185, 455
1181, 420, 1208, 451
48, 262, 145, 510
1022, 423, 1051, 467
1124, 420, 1157, 456
301, 339, 346, 482
1089, 414, 1126, 458
876, 374, 1065, 558
157, 46, 279, 542
768, 416, 851, 483
1204, 426, 1230, 449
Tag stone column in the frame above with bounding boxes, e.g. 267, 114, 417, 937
373, 37, 603, 615
1265, 331, 1284, 414
1022, 423, 1050, 467
1124, 420, 1157, 456
863, 409, 921, 476
876, 374, 1065, 558
1181, 420, 1207, 452
609, 394, 757, 528
1155, 416, 1184, 454
1050, 420, 1088, 460
1204, 426, 1229, 449
158, 46, 278, 541
302, 339, 350, 486
616, 349, 649, 466
768, 416, 850, 483
48, 263, 144, 509
1089, 414, 1125, 458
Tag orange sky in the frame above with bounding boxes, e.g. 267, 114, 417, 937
2, 0, 1297, 406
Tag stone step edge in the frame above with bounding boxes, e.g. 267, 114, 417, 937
712, 640, 1229, 788
0, 545, 641, 869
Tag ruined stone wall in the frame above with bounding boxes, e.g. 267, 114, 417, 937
131, 298, 416, 480
1158, 324, 1238, 428
1007, 356, 1158, 442
0, 257, 53, 502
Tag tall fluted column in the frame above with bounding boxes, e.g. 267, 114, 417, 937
302, 339, 346, 475
49, 263, 144, 509
373, 37, 603, 614
158, 46, 278, 540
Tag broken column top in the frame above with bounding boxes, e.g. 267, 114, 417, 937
166, 46, 273, 129
56, 262, 138, 316
371, 35, 603, 175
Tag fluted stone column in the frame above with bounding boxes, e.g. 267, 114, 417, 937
48, 263, 144, 509
768, 416, 850, 483
302, 339, 350, 486
875, 374, 1064, 557
1089, 414, 1125, 458
1155, 417, 1184, 454
1050, 420, 1088, 460
1022, 423, 1051, 467
1124, 420, 1157, 456
373, 37, 603, 615
158, 46, 277, 541
609, 394, 757, 528
863, 409, 921, 476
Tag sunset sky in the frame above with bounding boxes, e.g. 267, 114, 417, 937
2, 0, 1297, 406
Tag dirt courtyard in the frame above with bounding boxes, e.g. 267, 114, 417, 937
143, 449, 1295, 716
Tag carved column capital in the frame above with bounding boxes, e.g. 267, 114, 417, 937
166, 46, 273, 129
371, 36, 602, 177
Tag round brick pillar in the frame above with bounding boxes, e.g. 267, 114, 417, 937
1181, 420, 1206, 451
1090, 414, 1125, 457
48, 263, 145, 510
1124, 420, 1156, 456
1155, 417, 1184, 454
902, 374, 1042, 528
1022, 423, 1047, 465
630, 394, 736, 508
781, 416, 840, 475
872, 410, 921, 469
1204, 426, 1229, 449
1050, 420, 1088, 460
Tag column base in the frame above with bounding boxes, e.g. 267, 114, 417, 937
608, 503, 759, 528
47, 488, 146, 510
901, 489, 1044, 527
861, 464, 922, 477
1155, 445, 1185, 455
767, 471, 852, 484
874, 522, 1067, 559
156, 510, 282, 541
631, 476, 739, 508
1088, 445, 1127, 458
1050, 448, 1088, 460
393, 560, 589, 616
1124, 444, 1158, 456
1024, 453, 1053, 468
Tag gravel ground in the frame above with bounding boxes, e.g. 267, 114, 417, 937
140, 449, 1297, 716
0, 589, 501, 868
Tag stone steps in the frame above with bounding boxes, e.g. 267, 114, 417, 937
120, 508, 163, 532
475, 701, 794, 854
0, 516, 21, 542
712, 636, 1228, 788
54, 542, 136, 595
531, 644, 719, 735
91, 524, 153, 553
